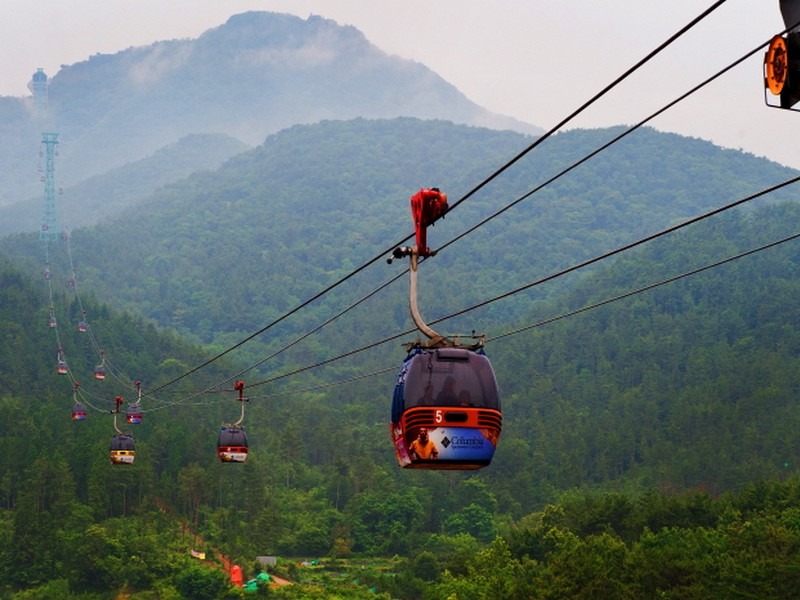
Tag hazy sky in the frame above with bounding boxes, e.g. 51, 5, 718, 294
3, 0, 799, 168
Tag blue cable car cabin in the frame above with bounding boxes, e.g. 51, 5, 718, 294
391, 346, 502, 470
71, 402, 87, 421
109, 433, 135, 465
217, 426, 248, 463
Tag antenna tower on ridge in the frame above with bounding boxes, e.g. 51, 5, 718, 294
39, 132, 59, 242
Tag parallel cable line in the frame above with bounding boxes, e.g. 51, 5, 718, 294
145, 1, 729, 395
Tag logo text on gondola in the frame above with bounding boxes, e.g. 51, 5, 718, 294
440, 435, 485, 449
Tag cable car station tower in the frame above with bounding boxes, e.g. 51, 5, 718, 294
28, 68, 49, 108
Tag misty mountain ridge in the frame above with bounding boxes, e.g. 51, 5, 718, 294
0, 11, 540, 206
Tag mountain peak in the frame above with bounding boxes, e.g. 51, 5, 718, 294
0, 11, 540, 206
191, 11, 372, 72
198, 11, 367, 53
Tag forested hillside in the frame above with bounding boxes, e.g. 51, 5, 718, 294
2, 2, 799, 594
3, 188, 800, 596
491, 203, 800, 505
1, 119, 796, 361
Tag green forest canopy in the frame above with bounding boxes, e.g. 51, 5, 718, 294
3, 118, 800, 597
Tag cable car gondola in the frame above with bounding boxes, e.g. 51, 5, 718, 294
217, 426, 249, 463
389, 188, 502, 470
78, 310, 89, 333
71, 383, 87, 421
125, 381, 144, 424
71, 402, 87, 421
126, 403, 142, 424
56, 347, 68, 375
110, 398, 135, 464
110, 433, 135, 465
217, 381, 249, 463
94, 350, 106, 380
392, 346, 501, 469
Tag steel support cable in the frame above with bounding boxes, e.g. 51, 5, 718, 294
62, 233, 110, 378
246, 174, 800, 388
63, 230, 87, 326
261, 231, 800, 399
249, 328, 413, 388
190, 270, 407, 394
436, 34, 774, 256
487, 231, 800, 342
66, 233, 134, 383
57, 238, 141, 413
43, 238, 76, 380
44, 239, 97, 408
237, 36, 792, 389
43, 239, 60, 347
74, 387, 115, 414
142, 270, 408, 409
60, 231, 140, 399
145, 235, 405, 395
427, 175, 800, 327
152, 16, 794, 401
44, 228, 100, 390
255, 366, 398, 400
442, 0, 730, 216
132, 270, 411, 411
146, 0, 728, 395
180, 3, 766, 401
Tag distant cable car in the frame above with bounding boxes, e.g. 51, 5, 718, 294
71, 382, 87, 421
48, 312, 57, 328
125, 380, 143, 423
94, 350, 106, 380
56, 347, 68, 375
218, 381, 249, 462
126, 403, 143, 424
110, 433, 135, 465
388, 188, 502, 470
71, 402, 87, 421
